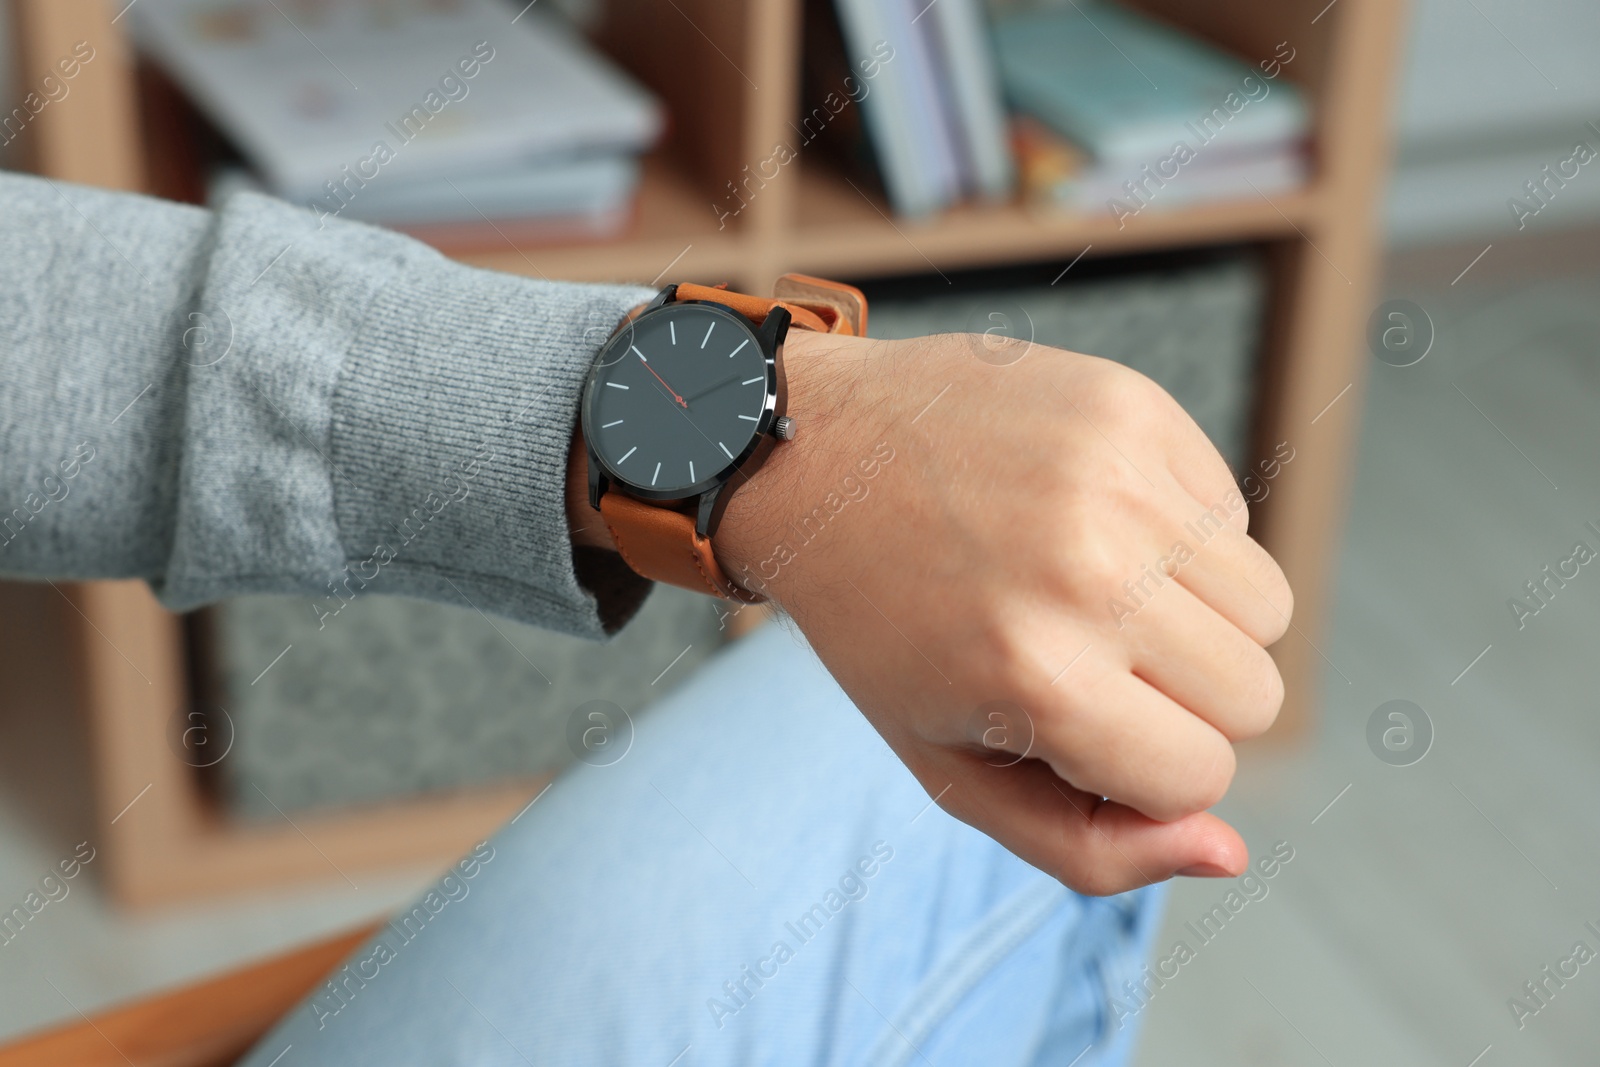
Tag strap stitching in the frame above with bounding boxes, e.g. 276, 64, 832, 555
688, 543, 728, 599
691, 534, 768, 604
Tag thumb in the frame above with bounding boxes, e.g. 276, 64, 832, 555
926, 750, 1248, 896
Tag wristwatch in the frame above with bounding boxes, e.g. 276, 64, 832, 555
580, 273, 867, 602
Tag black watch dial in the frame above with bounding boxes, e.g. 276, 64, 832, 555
584, 302, 774, 497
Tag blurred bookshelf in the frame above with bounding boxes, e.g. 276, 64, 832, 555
456, 151, 1327, 283
3, 0, 1408, 907
787, 159, 1324, 273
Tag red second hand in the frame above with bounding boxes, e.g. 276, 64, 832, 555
637, 353, 687, 408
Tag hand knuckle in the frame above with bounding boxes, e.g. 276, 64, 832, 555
1156, 743, 1234, 819
975, 622, 1048, 695
1273, 573, 1295, 629
1093, 361, 1160, 413
1253, 658, 1287, 732
1073, 540, 1125, 601
1256, 584, 1293, 645
1226, 647, 1285, 740
1193, 743, 1237, 811
1032, 709, 1089, 779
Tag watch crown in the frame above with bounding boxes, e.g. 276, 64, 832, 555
773, 416, 796, 441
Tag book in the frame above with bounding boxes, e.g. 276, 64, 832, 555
798, 0, 887, 196
1010, 115, 1089, 198
1011, 116, 1306, 216
888, 0, 965, 209
831, 0, 949, 216
211, 153, 638, 226
926, 0, 1015, 201
992, 2, 1308, 166
131, 0, 663, 199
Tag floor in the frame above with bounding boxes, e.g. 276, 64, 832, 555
1135, 238, 1600, 1065
1, 236, 1598, 1061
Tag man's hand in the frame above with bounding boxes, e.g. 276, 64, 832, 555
712, 328, 1293, 897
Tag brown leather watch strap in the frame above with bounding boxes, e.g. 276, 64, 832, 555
595, 275, 868, 601
673, 283, 831, 334
598, 492, 760, 602
674, 275, 867, 337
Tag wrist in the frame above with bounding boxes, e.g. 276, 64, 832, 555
714, 327, 880, 602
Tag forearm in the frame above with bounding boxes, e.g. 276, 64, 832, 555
0, 171, 652, 637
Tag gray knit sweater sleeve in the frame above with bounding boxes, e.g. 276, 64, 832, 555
0, 171, 656, 638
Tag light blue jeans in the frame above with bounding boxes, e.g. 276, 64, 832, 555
239, 622, 1166, 1066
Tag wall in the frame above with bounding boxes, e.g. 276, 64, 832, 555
1386, 0, 1600, 244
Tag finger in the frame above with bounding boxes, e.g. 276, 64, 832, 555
1127, 476, 1290, 646
1037, 663, 1236, 823
1118, 579, 1284, 741
1064, 359, 1245, 533
1164, 502, 1299, 646
1144, 394, 1247, 533
927, 752, 1248, 896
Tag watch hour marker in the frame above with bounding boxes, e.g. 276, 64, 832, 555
617, 446, 637, 463
741, 376, 762, 385
601, 419, 624, 428
701, 322, 716, 349
719, 441, 733, 459
737, 414, 759, 421
689, 460, 696, 481
606, 382, 630, 390
669, 321, 677, 345
652, 461, 661, 485
727, 338, 749, 359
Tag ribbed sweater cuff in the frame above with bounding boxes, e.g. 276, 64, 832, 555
331, 261, 655, 638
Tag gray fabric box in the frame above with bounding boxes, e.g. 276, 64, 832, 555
866, 255, 1265, 468
204, 584, 730, 818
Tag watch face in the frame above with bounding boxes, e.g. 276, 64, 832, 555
584, 302, 775, 497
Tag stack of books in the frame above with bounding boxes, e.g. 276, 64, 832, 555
132, 0, 663, 249
993, 3, 1308, 221
829, 0, 1309, 222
